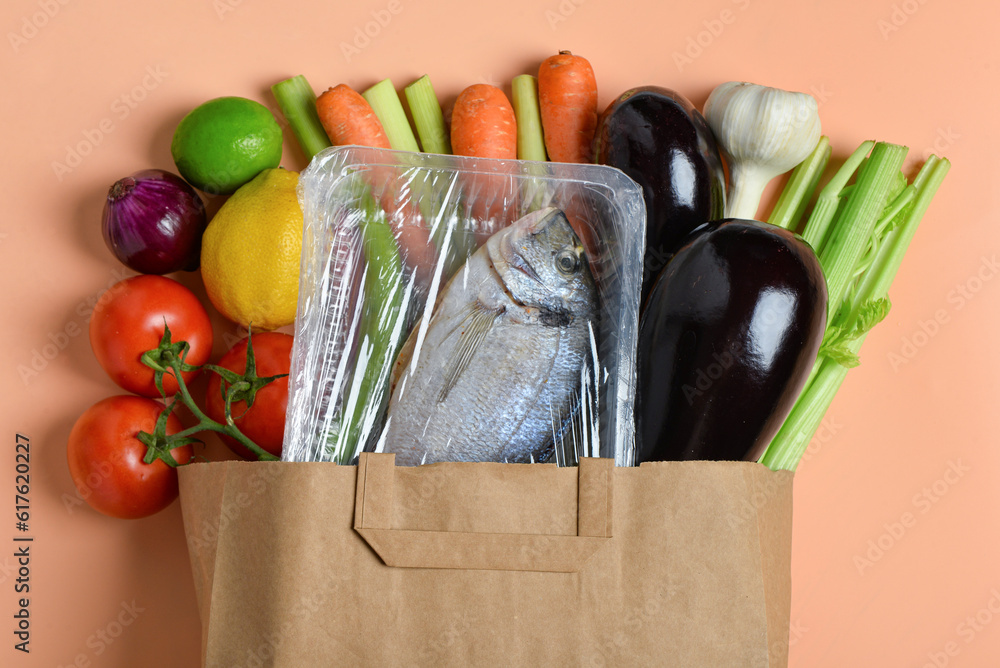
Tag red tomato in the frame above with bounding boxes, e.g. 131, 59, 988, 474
67, 395, 193, 519
89, 275, 213, 397
205, 332, 293, 459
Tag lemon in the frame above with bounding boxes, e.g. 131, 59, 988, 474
200, 169, 302, 330
171, 97, 282, 195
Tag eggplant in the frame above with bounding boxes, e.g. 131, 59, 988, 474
634, 219, 827, 463
594, 86, 725, 302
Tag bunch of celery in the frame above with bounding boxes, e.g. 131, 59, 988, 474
759, 139, 950, 470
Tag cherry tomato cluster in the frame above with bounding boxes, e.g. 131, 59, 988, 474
68, 274, 293, 520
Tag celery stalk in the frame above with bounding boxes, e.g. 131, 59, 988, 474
511, 74, 547, 162
849, 158, 950, 321
912, 155, 941, 191
800, 141, 875, 254
510, 74, 553, 212
768, 136, 830, 232
818, 142, 908, 314
404, 75, 450, 154
759, 352, 855, 471
760, 154, 950, 471
270, 75, 332, 161
363, 79, 420, 152
327, 184, 408, 464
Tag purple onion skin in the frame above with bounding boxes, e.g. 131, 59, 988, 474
102, 169, 208, 274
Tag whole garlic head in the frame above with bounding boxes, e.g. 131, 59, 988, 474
704, 81, 822, 220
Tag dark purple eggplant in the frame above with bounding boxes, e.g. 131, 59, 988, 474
594, 86, 725, 302
634, 219, 827, 463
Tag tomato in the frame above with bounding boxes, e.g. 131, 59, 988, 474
67, 395, 193, 519
205, 332, 292, 459
89, 275, 213, 397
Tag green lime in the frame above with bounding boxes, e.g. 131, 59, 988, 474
171, 96, 282, 195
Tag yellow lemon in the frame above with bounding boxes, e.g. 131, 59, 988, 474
200, 168, 302, 330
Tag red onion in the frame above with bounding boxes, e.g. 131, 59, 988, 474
102, 169, 208, 274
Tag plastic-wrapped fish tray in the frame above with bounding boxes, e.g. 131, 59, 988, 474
283, 147, 645, 466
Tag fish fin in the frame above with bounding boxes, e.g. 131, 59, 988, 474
390, 278, 455, 396
549, 386, 581, 466
550, 353, 600, 466
437, 303, 500, 404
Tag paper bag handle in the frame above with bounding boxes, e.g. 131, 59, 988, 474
353, 453, 613, 573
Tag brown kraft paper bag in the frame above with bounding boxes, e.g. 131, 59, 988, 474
179, 453, 793, 667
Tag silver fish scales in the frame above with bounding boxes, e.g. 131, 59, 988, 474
381, 207, 598, 465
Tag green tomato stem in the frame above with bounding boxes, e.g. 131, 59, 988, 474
166, 354, 280, 462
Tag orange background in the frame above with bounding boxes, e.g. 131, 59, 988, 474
1, 0, 996, 665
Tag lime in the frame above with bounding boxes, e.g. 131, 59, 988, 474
171, 97, 282, 195
200, 168, 302, 330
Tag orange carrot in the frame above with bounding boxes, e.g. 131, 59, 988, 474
316, 83, 392, 148
538, 50, 598, 163
449, 85, 518, 238
450, 84, 517, 159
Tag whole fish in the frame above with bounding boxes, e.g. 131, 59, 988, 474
381, 207, 598, 465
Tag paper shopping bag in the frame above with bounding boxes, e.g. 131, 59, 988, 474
179, 453, 793, 666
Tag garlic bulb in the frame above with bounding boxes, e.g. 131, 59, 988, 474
704, 82, 821, 220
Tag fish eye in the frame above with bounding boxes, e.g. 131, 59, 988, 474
556, 250, 581, 275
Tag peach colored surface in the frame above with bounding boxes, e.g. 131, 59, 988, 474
1, 0, 994, 666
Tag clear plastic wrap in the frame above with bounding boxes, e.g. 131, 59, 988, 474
283, 147, 645, 466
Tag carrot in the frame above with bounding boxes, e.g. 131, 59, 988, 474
450, 84, 517, 159
316, 83, 392, 148
538, 50, 598, 163
448, 85, 518, 242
